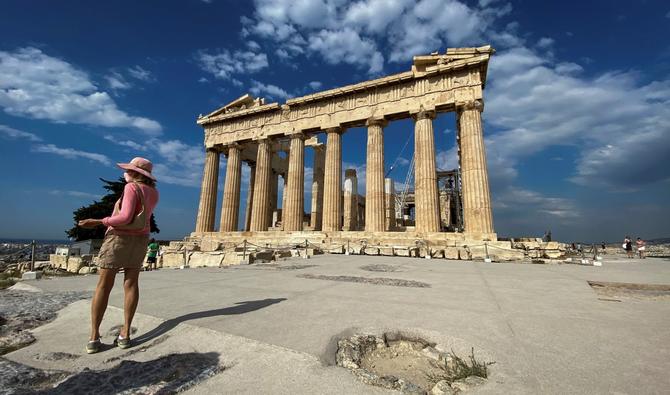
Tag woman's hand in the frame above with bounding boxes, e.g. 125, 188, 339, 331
78, 219, 103, 228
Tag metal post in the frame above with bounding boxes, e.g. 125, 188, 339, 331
346, 240, 350, 255
243, 240, 247, 260
30, 240, 36, 272
485, 242, 489, 259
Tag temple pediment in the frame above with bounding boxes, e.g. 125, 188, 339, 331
200, 93, 266, 120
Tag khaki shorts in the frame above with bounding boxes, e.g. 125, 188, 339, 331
97, 233, 149, 269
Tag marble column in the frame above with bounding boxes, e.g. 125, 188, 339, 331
457, 100, 494, 234
249, 139, 272, 232
310, 146, 325, 230
343, 169, 358, 231
195, 148, 220, 233
243, 163, 256, 231
384, 178, 395, 231
365, 118, 386, 232
322, 127, 342, 232
283, 133, 306, 231
219, 144, 242, 232
413, 110, 441, 233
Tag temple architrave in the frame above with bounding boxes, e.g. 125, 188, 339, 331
185, 46, 507, 258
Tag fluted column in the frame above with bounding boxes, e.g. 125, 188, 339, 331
413, 110, 441, 233
343, 169, 358, 231
219, 144, 242, 232
310, 146, 325, 230
457, 100, 494, 234
384, 178, 395, 231
195, 148, 220, 232
249, 139, 272, 231
365, 118, 386, 232
283, 133, 306, 231
244, 163, 256, 231
322, 127, 342, 231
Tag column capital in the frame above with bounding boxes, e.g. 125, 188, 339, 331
222, 142, 242, 156
412, 109, 436, 121
324, 126, 344, 134
456, 99, 484, 112
366, 117, 388, 127
286, 130, 309, 140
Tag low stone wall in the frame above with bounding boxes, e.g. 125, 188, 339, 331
48, 254, 94, 273
161, 232, 567, 265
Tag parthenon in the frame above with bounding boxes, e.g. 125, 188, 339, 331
189, 46, 500, 255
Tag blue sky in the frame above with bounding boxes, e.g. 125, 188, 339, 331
0, 0, 668, 242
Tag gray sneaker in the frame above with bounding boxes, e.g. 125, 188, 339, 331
115, 336, 131, 349
86, 339, 101, 354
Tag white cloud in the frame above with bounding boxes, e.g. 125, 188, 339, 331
127, 65, 154, 82
32, 144, 112, 165
536, 37, 554, 48
0, 124, 42, 141
249, 80, 291, 100
105, 71, 132, 91
308, 81, 322, 90
196, 49, 269, 80
0, 47, 162, 134
244, 0, 510, 74
308, 28, 384, 74
103, 135, 147, 151
151, 139, 205, 187
484, 46, 670, 190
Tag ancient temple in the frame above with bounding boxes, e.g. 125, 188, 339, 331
187, 46, 501, 257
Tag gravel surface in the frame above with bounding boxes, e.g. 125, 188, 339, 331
0, 289, 90, 355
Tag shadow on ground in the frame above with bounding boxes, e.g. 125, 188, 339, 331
134, 298, 286, 344
41, 352, 224, 394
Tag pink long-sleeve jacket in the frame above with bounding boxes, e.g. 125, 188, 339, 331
102, 183, 159, 236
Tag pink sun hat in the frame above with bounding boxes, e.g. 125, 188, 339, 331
117, 157, 157, 181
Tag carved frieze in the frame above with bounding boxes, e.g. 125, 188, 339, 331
201, 48, 492, 147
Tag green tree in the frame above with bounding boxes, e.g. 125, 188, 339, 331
66, 178, 159, 241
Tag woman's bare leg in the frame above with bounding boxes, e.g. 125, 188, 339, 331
90, 268, 118, 341
121, 268, 141, 338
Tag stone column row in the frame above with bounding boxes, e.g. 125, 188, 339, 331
195, 103, 494, 237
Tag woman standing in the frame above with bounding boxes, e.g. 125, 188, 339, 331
78, 157, 159, 354
636, 237, 646, 259
623, 236, 633, 259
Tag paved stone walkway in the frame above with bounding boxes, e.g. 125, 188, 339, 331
1, 255, 669, 394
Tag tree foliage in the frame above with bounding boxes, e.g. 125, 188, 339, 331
66, 177, 159, 241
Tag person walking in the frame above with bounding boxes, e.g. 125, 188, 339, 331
623, 236, 633, 258
78, 157, 159, 354
636, 237, 646, 259
146, 238, 159, 270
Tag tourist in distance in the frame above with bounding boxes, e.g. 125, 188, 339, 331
146, 238, 159, 271
636, 237, 646, 259
77, 157, 159, 354
623, 236, 633, 258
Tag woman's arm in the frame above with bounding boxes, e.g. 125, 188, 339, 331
101, 183, 139, 227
